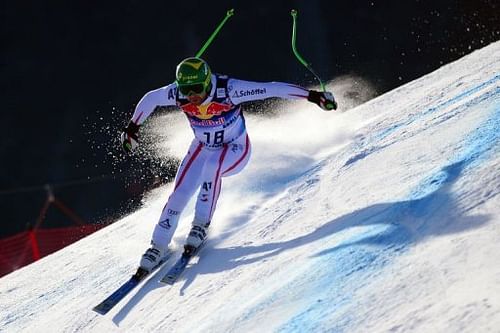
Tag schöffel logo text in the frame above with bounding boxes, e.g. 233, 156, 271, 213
232, 88, 267, 98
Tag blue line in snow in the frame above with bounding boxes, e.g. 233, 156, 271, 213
343, 76, 499, 168
374, 74, 499, 142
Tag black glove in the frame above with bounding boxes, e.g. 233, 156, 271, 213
308, 90, 338, 111
120, 121, 140, 152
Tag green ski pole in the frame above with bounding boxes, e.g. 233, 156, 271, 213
290, 9, 327, 93
196, 9, 235, 58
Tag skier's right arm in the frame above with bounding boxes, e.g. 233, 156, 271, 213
121, 83, 177, 152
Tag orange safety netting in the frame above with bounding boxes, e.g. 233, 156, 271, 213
0, 224, 106, 278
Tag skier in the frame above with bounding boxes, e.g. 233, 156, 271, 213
120, 57, 337, 272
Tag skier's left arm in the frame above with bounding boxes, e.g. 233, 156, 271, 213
228, 79, 337, 111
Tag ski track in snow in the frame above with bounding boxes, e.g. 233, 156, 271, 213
0, 42, 499, 333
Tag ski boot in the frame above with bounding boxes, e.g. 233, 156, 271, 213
139, 243, 168, 273
184, 221, 209, 256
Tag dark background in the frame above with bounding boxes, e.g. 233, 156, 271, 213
1, 0, 499, 238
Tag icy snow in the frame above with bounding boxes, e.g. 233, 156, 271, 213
0, 41, 499, 333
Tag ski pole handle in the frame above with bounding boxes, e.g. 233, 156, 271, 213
196, 9, 235, 58
290, 9, 327, 92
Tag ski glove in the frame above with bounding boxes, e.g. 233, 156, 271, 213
308, 90, 338, 111
120, 121, 140, 153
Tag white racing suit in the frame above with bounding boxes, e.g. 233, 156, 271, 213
130, 74, 309, 249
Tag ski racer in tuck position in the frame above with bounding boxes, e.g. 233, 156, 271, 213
120, 57, 337, 272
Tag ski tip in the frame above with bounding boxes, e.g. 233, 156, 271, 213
92, 306, 109, 316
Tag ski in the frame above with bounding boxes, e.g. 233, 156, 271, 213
160, 244, 204, 285
93, 254, 170, 315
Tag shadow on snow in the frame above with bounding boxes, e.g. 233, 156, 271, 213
177, 157, 491, 292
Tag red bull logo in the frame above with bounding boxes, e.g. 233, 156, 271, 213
182, 102, 232, 120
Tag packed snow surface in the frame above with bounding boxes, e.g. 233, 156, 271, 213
1, 41, 499, 332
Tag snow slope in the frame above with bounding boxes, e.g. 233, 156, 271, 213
0, 41, 499, 333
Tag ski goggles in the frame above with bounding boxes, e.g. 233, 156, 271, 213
178, 83, 207, 96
